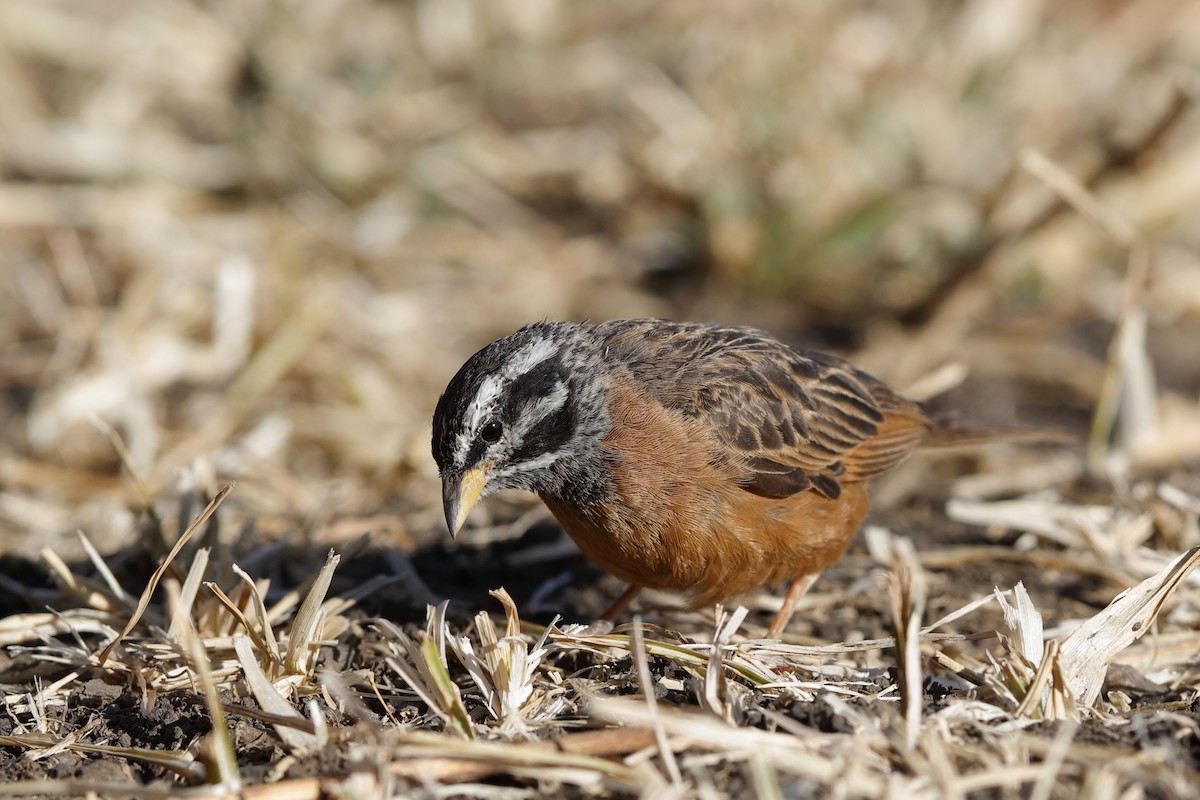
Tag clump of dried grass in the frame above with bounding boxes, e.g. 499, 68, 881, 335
3, 475, 1200, 797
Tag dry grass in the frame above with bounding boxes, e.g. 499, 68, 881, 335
3, 1, 1200, 797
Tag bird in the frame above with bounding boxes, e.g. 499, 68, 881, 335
431, 319, 1048, 637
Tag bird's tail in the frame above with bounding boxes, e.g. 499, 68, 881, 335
921, 415, 1078, 449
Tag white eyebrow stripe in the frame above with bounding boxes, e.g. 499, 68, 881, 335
452, 336, 558, 466
455, 373, 502, 463
502, 337, 557, 380
466, 374, 503, 430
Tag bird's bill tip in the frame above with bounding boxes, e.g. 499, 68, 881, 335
442, 463, 490, 537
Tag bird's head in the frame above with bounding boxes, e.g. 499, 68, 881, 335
431, 322, 608, 536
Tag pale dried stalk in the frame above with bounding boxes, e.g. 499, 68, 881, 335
887, 536, 926, 748
632, 617, 684, 789
233, 634, 320, 753
284, 550, 340, 676
704, 605, 749, 718
167, 547, 210, 640
1058, 545, 1200, 706
168, 581, 240, 791
233, 565, 280, 662
98, 482, 233, 666
75, 530, 132, 606
0, 731, 201, 779
205, 581, 278, 668
39, 548, 122, 614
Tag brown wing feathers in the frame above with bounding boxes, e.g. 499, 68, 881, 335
595, 320, 932, 502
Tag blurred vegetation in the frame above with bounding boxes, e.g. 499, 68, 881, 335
1, 0, 1198, 548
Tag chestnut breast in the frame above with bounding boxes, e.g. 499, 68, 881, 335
540, 375, 873, 606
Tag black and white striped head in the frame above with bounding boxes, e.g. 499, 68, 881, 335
432, 322, 608, 536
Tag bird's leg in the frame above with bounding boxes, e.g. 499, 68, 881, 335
571, 584, 642, 636
767, 573, 820, 638
599, 583, 642, 622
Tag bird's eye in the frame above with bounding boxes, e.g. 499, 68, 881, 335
480, 419, 503, 443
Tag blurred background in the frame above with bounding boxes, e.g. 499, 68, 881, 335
2, 0, 1199, 595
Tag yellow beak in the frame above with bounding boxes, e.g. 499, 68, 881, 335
442, 463, 491, 537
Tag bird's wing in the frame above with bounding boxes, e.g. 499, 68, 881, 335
595, 320, 930, 499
